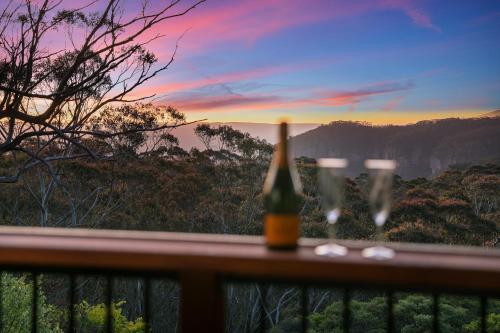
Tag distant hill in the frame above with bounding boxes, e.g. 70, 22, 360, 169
289, 117, 500, 179
170, 122, 320, 150
482, 110, 500, 118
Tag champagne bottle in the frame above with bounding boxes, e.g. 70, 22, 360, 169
263, 122, 302, 250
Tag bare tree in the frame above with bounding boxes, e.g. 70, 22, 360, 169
0, 0, 205, 183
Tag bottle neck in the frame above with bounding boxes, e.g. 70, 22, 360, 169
277, 123, 289, 168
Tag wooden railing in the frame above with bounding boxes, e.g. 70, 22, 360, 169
0, 226, 499, 333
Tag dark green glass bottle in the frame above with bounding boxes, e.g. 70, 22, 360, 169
263, 122, 302, 249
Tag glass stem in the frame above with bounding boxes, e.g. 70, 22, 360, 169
328, 221, 337, 244
376, 224, 385, 244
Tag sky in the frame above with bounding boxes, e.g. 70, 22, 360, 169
127, 0, 500, 124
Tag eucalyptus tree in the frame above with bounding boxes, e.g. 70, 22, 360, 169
0, 0, 205, 183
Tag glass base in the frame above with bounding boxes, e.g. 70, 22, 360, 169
314, 243, 348, 257
362, 246, 395, 260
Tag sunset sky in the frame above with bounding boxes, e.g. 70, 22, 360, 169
128, 0, 500, 124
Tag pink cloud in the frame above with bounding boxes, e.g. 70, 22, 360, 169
144, 0, 441, 56
379, 0, 441, 32
312, 81, 414, 108
168, 94, 284, 111
381, 95, 406, 112
162, 80, 414, 113
146, 0, 380, 53
468, 11, 500, 27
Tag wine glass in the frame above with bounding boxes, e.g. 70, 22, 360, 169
314, 158, 349, 257
361, 159, 397, 260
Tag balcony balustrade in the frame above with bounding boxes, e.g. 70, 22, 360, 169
0, 226, 499, 333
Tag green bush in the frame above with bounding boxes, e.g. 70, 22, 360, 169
1, 273, 62, 333
75, 300, 145, 332
1, 273, 146, 333
309, 295, 500, 333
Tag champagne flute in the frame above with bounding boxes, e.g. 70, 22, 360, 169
361, 159, 397, 260
314, 158, 349, 257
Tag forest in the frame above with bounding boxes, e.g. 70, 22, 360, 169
1, 117, 498, 245
0, 117, 499, 332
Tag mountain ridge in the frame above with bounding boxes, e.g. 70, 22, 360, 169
289, 117, 500, 179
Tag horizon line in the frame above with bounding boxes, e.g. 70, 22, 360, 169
186, 110, 499, 126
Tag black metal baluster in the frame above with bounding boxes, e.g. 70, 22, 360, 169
480, 296, 487, 333
300, 286, 309, 333
432, 293, 439, 333
105, 275, 113, 333
68, 274, 76, 333
0, 272, 3, 332
32, 272, 38, 333
258, 283, 269, 333
143, 278, 151, 332
387, 291, 394, 333
343, 288, 351, 333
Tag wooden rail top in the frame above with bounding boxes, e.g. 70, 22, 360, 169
0, 227, 499, 293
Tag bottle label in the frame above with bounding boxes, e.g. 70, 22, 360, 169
265, 214, 299, 247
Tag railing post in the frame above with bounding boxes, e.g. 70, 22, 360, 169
180, 270, 224, 333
